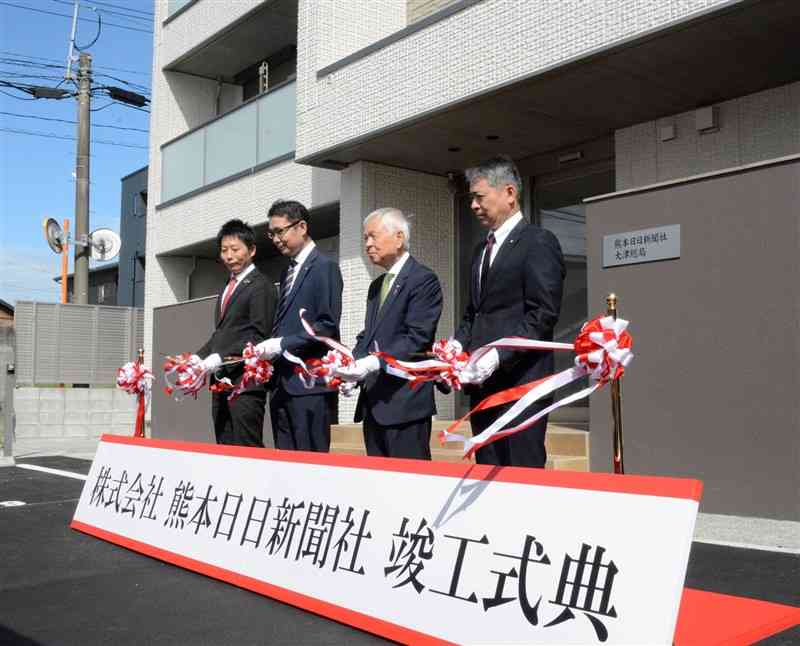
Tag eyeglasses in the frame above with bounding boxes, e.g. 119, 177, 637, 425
266, 220, 302, 240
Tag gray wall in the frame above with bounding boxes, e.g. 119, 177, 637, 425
118, 167, 148, 308
14, 302, 143, 386
151, 297, 216, 443
151, 297, 275, 446
586, 157, 800, 521
13, 386, 137, 456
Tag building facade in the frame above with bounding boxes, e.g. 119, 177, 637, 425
118, 166, 149, 308
148, 0, 800, 521
58, 264, 120, 306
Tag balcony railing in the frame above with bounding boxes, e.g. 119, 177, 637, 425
160, 80, 296, 205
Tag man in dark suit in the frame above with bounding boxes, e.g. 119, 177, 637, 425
255, 200, 343, 452
336, 208, 443, 460
452, 155, 565, 468
195, 219, 276, 447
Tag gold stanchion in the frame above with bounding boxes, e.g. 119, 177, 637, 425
134, 348, 146, 438
607, 293, 625, 474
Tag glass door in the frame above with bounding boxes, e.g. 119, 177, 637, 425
534, 163, 614, 404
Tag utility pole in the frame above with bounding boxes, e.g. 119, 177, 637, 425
74, 51, 91, 304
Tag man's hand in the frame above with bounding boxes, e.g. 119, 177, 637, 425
255, 338, 282, 360
335, 355, 380, 382
199, 353, 222, 372
442, 338, 462, 356
460, 348, 499, 385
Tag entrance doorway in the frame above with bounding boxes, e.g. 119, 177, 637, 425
534, 162, 615, 405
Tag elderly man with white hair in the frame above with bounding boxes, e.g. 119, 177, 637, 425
336, 207, 443, 460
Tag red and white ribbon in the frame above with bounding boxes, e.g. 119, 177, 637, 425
116, 361, 154, 405
376, 339, 470, 390
282, 308, 354, 392
163, 353, 208, 400
379, 336, 574, 390
440, 315, 633, 459
116, 361, 154, 437
211, 342, 274, 402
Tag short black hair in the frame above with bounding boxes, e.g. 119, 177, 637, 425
465, 154, 522, 197
217, 219, 256, 250
268, 199, 311, 231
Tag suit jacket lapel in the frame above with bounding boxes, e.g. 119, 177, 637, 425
275, 248, 318, 324
478, 220, 526, 308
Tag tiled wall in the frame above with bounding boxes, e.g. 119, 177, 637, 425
615, 82, 800, 190
13, 387, 137, 454
296, 0, 734, 160
407, 0, 460, 24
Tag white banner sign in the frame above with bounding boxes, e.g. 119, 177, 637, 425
72, 436, 702, 645
603, 224, 681, 268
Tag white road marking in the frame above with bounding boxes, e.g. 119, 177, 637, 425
0, 500, 26, 507
16, 463, 88, 481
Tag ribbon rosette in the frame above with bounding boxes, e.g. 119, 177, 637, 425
282, 308, 355, 394
163, 353, 208, 400
211, 342, 275, 402
116, 361, 154, 438
438, 315, 634, 459
116, 361, 154, 401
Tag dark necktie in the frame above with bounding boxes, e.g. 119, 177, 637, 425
273, 260, 297, 333
219, 274, 237, 317
479, 232, 495, 297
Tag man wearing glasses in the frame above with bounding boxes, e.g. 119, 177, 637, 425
256, 200, 343, 452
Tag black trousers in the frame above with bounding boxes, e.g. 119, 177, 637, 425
270, 389, 334, 452
363, 411, 432, 460
211, 388, 266, 447
469, 398, 549, 468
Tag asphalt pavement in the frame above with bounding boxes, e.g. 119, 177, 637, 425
1, 457, 798, 646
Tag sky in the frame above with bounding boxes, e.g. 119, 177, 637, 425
0, 0, 153, 306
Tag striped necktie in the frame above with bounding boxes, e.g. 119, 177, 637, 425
273, 260, 297, 333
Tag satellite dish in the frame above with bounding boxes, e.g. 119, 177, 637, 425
89, 228, 122, 261
43, 218, 65, 254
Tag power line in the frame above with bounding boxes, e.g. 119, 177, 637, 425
0, 1, 152, 34
0, 71, 67, 81
93, 73, 149, 94
0, 50, 150, 77
0, 58, 64, 70
86, 0, 153, 17
0, 60, 151, 94
0, 110, 149, 133
1, 126, 148, 149
0, 88, 37, 100
0, 78, 74, 98
111, 100, 149, 113
46, 0, 153, 23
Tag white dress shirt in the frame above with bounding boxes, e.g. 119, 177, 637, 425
384, 251, 409, 279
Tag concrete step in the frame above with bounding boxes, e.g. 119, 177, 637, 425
331, 442, 475, 464
549, 406, 589, 424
